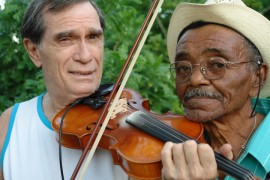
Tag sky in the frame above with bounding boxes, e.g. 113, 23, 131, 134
0, 0, 5, 10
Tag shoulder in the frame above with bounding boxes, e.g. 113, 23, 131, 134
0, 106, 14, 153
0, 96, 41, 150
0, 107, 13, 179
0, 169, 3, 180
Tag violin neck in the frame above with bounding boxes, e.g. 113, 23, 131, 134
126, 111, 257, 180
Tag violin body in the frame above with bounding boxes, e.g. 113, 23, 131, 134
52, 88, 205, 179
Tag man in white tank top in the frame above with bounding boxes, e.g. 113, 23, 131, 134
0, 1, 130, 179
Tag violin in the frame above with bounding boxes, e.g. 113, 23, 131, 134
52, 87, 257, 180
52, 87, 205, 179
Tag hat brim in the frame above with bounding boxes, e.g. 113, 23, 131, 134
167, 3, 270, 98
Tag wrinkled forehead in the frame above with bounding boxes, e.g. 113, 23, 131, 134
177, 22, 246, 45
42, 2, 101, 32
175, 24, 249, 59
43, 0, 90, 14
42, 1, 96, 20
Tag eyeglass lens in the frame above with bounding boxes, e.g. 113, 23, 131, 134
170, 58, 226, 83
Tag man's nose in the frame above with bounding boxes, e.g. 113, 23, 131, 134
189, 65, 209, 85
74, 41, 93, 63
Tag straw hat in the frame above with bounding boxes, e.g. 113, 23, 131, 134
167, 0, 270, 98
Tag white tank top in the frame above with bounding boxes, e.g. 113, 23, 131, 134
1, 94, 129, 180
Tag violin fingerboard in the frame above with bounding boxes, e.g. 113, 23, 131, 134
126, 111, 256, 180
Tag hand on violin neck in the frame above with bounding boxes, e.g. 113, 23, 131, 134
215, 144, 233, 179
217, 143, 233, 160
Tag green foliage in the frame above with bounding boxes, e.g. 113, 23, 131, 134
98, 0, 183, 114
0, 0, 269, 115
0, 0, 45, 112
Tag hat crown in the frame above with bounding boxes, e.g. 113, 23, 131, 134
205, 0, 246, 6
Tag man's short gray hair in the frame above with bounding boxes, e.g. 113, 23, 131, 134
20, 0, 105, 45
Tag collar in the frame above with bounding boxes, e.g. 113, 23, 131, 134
237, 112, 270, 177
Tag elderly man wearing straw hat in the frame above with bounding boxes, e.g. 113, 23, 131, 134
161, 0, 270, 179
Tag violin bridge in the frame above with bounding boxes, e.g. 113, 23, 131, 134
109, 98, 128, 119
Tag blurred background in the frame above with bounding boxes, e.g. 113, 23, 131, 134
0, 0, 270, 115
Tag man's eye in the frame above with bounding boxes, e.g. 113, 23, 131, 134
176, 65, 191, 73
59, 37, 71, 42
88, 32, 103, 40
88, 34, 100, 40
210, 62, 225, 69
211, 62, 225, 69
89, 34, 97, 39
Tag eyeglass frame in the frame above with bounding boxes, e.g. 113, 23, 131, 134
169, 57, 254, 83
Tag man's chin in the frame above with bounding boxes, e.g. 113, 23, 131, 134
72, 83, 100, 95
68, 90, 96, 101
184, 109, 218, 123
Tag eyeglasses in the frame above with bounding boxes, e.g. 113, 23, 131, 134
169, 57, 253, 83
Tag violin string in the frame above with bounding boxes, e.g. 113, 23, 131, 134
133, 111, 255, 180
137, 113, 188, 142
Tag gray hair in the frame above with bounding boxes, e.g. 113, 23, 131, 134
245, 40, 263, 69
20, 0, 105, 45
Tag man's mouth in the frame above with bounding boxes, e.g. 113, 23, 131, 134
68, 70, 97, 80
70, 70, 94, 76
72, 72, 91, 75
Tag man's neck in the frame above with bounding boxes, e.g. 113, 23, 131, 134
42, 93, 70, 122
203, 112, 264, 160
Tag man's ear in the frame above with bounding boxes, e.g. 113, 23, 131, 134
23, 38, 42, 68
249, 63, 268, 97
